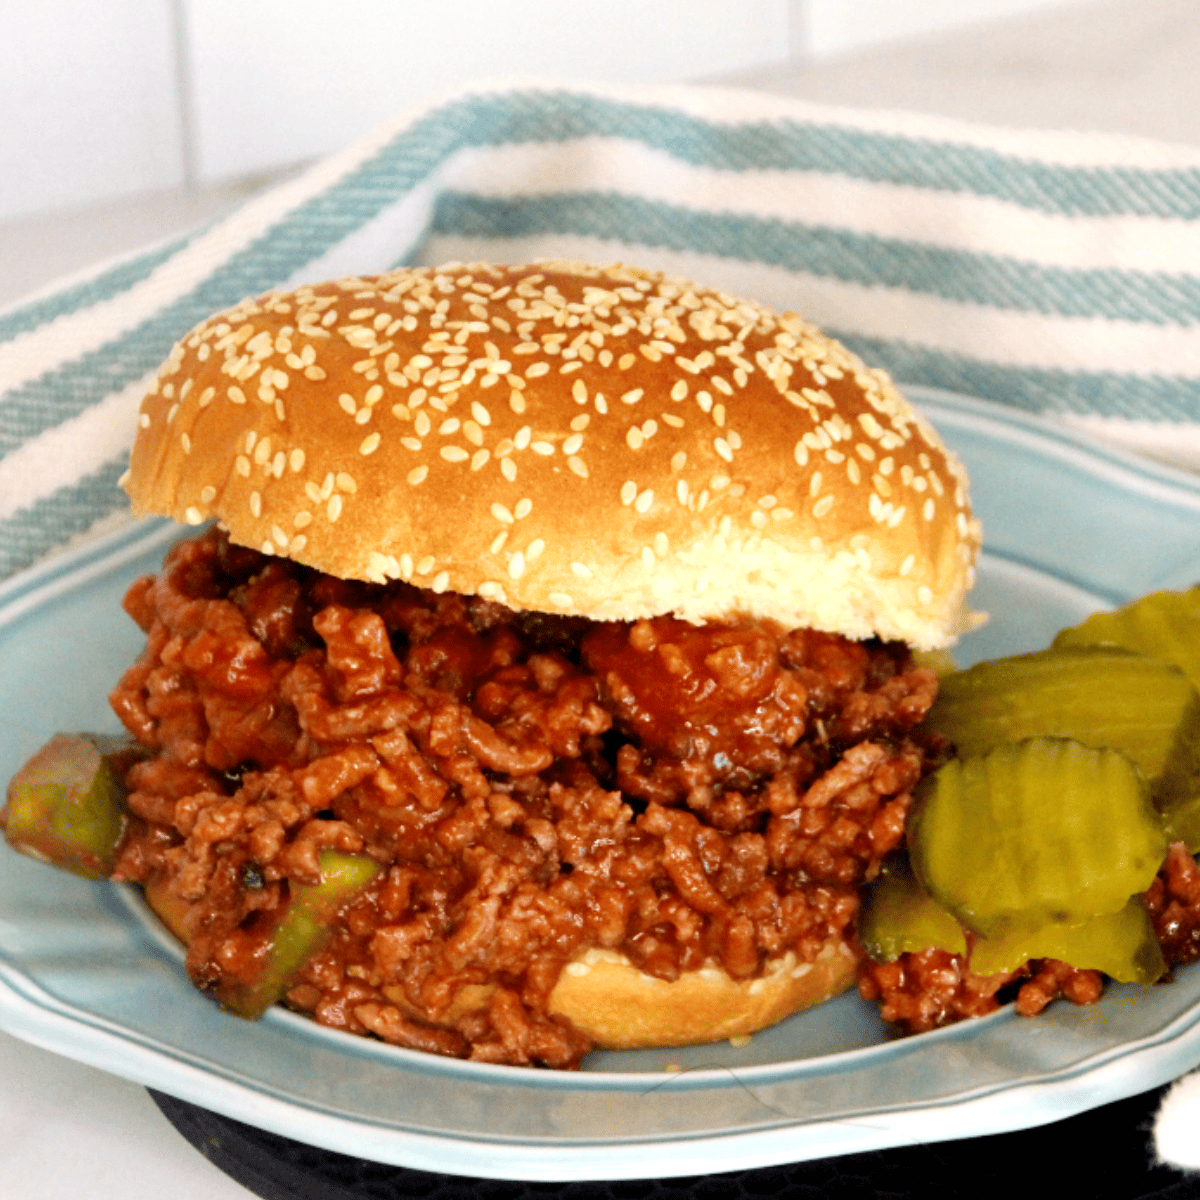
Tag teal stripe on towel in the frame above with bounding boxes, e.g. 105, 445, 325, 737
0, 231, 200, 347
839, 333, 1200, 423
429, 191, 1200, 324
0, 456, 129, 580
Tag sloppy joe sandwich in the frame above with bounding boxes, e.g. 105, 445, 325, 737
19, 261, 987, 1066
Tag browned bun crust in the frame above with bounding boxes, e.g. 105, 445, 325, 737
123, 260, 980, 649
546, 941, 859, 1049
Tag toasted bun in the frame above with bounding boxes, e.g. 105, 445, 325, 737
380, 940, 859, 1051
123, 260, 980, 648
546, 941, 859, 1049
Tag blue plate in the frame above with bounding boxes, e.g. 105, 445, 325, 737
2, 389, 1199, 1181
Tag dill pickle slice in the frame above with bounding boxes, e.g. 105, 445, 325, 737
909, 738, 1166, 938
858, 855, 966, 963
1, 733, 141, 878
1051, 589, 1200, 846
1053, 586, 1200, 691
969, 897, 1166, 984
925, 647, 1200, 846
219, 848, 381, 1018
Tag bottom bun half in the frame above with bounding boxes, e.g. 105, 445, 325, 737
383, 938, 860, 1051
547, 940, 860, 1049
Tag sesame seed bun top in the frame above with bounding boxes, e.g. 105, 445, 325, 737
123, 260, 981, 648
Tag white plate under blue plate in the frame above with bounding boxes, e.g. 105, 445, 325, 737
2, 388, 1200, 1182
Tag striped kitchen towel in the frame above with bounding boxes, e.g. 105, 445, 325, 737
3, 76, 1200, 581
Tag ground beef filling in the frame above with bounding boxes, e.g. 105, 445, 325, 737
108, 529, 942, 1067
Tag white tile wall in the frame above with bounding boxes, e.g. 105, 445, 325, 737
0, 0, 183, 221
0, 0, 1093, 224
801, 0, 1093, 57
181, 0, 794, 184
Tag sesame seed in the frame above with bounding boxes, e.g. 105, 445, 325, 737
408, 465, 429, 485
526, 538, 545, 561
401, 437, 422, 451
620, 481, 637, 506
813, 495, 835, 518
549, 593, 574, 608
139, 413, 151, 428
751, 511, 768, 529
441, 446, 468, 462
514, 426, 532, 450
471, 449, 490, 470
641, 546, 655, 569
670, 380, 688, 401
492, 503, 514, 524
671, 451, 687, 472
490, 530, 508, 553
653, 532, 669, 557
272, 451, 285, 477
336, 472, 357, 493
185, 506, 203, 524
360, 432, 381, 455
501, 458, 518, 482
918, 586, 934, 606
635, 488, 654, 514
531, 441, 555, 456
627, 427, 644, 450
568, 456, 588, 478
271, 525, 288, 547
563, 433, 584, 455
571, 562, 593, 579
622, 389, 644, 405
810, 471, 823, 498
228, 386, 246, 405
514, 498, 532, 519
416, 556, 435, 575
327, 495, 343, 521
899, 554, 915, 576
714, 437, 733, 463
250, 492, 262, 518
508, 552, 526, 579
432, 571, 450, 593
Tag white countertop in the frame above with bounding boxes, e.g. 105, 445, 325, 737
2, 1032, 252, 1199
1, 1, 1193, 1193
